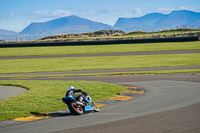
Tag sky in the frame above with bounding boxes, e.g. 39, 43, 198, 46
0, 0, 200, 32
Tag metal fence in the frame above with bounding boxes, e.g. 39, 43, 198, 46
0, 36, 43, 42
0, 36, 199, 48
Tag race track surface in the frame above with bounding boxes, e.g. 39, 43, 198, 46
56, 103, 200, 133
0, 49, 199, 60
0, 80, 200, 133
0, 65, 199, 77
0, 85, 26, 100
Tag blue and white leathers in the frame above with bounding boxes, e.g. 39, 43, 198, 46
62, 87, 100, 115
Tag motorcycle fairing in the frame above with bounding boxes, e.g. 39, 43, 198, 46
62, 96, 76, 104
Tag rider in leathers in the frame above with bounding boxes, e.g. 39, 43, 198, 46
66, 86, 89, 105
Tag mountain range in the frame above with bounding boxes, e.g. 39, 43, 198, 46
0, 29, 18, 36
20, 15, 113, 36
0, 10, 200, 37
114, 10, 200, 32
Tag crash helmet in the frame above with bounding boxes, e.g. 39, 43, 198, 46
68, 86, 75, 90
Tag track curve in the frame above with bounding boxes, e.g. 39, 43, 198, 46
0, 80, 200, 133
0, 85, 27, 100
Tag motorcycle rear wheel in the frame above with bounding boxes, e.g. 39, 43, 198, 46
68, 102, 84, 115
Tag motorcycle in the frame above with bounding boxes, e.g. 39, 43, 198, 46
62, 87, 100, 115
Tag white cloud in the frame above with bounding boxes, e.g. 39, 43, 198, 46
35, 10, 71, 17
35, 11, 50, 16
179, 6, 189, 10
158, 8, 174, 13
133, 8, 142, 13
52, 10, 71, 16
96, 8, 128, 15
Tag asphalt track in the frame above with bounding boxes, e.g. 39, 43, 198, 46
0, 65, 199, 77
0, 85, 26, 100
0, 49, 199, 60
0, 49, 200, 133
0, 80, 200, 133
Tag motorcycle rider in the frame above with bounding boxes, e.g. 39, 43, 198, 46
66, 86, 90, 105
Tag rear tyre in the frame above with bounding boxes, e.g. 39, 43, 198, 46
68, 102, 84, 115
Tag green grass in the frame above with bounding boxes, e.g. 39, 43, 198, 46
0, 80, 126, 121
126, 29, 200, 36
0, 41, 199, 57
0, 53, 199, 74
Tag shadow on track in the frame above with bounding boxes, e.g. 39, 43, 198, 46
30, 111, 72, 117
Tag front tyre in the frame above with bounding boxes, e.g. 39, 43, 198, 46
92, 102, 100, 112
68, 102, 84, 115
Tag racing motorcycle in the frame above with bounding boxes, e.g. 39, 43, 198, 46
62, 86, 100, 115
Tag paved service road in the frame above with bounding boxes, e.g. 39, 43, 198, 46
0, 80, 200, 133
0, 50, 199, 60
0, 65, 199, 77
0, 85, 26, 100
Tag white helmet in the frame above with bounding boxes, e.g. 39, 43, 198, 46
68, 86, 75, 90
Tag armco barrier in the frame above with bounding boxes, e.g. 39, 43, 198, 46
0, 36, 199, 48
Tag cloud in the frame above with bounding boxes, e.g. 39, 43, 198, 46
0, 11, 20, 18
96, 8, 129, 15
35, 10, 71, 17
179, 6, 189, 10
158, 8, 174, 13
132, 8, 142, 13
157, 6, 200, 14
52, 10, 71, 16
35, 11, 50, 16
96, 8, 118, 14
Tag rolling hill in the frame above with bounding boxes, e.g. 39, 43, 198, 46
20, 15, 113, 36
114, 10, 200, 32
0, 29, 18, 36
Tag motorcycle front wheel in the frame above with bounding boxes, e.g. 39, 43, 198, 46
68, 102, 84, 115
92, 102, 100, 112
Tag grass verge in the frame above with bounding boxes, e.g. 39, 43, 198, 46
0, 53, 200, 74
0, 80, 126, 121
0, 41, 199, 57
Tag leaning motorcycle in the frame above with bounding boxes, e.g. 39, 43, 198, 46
62, 88, 100, 115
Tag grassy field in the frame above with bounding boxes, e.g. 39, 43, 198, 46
0, 53, 199, 74
126, 29, 200, 36
0, 41, 199, 57
0, 80, 126, 121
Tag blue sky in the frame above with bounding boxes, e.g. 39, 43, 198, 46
0, 0, 199, 32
